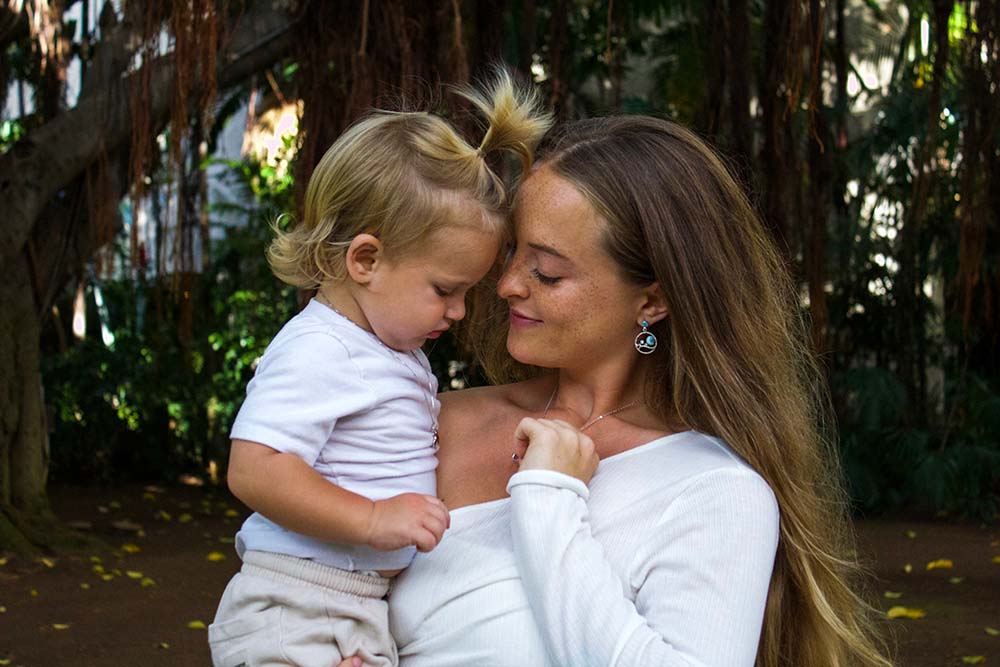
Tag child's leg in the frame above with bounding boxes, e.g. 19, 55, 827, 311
208, 571, 287, 667
209, 551, 395, 667
282, 590, 396, 667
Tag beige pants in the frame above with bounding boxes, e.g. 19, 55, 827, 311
209, 550, 397, 667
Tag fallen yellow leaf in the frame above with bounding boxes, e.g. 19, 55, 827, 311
905, 530, 917, 539
0, 659, 10, 665
218, 536, 234, 544
187, 620, 207, 630
225, 509, 240, 518
30, 589, 38, 597
883, 591, 903, 599
143, 492, 156, 501
40, 557, 55, 568
904, 563, 913, 573
158, 642, 170, 649
109, 501, 121, 509
52, 623, 70, 630
89, 556, 102, 563
92, 565, 105, 574
101, 574, 114, 581
79, 583, 90, 590
206, 552, 226, 562
992, 556, 1000, 564
141, 577, 156, 587
178, 513, 193, 523
121, 544, 141, 554
986, 627, 1000, 636
156, 510, 172, 521
0, 557, 8, 565
926, 559, 953, 570
949, 577, 965, 584
0, 606, 6, 613
961, 657, 986, 665
886, 606, 926, 619
126, 571, 143, 579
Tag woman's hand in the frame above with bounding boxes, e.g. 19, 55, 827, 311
513, 418, 600, 484
336, 657, 363, 667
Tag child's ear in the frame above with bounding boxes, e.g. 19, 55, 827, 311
344, 234, 383, 285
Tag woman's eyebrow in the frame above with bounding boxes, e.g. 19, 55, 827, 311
527, 242, 569, 261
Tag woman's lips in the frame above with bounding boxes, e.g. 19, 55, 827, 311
510, 309, 542, 327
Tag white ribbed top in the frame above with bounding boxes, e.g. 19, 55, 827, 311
389, 431, 779, 667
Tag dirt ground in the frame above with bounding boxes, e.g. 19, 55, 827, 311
1, 484, 998, 666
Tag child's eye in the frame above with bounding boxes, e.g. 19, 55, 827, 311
531, 268, 561, 285
434, 285, 453, 297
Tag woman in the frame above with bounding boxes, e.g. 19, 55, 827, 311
346, 115, 891, 666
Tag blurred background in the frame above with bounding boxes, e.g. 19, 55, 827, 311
1, 0, 997, 551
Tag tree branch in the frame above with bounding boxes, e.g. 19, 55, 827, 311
0, 0, 298, 271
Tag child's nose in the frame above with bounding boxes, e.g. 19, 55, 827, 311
447, 297, 466, 322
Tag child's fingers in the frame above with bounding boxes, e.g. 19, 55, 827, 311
422, 494, 451, 528
413, 526, 442, 552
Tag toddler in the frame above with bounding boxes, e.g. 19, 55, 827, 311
208, 71, 552, 667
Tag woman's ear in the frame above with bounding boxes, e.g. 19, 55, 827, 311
637, 282, 668, 326
344, 234, 383, 285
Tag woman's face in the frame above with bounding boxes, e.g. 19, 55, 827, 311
498, 165, 648, 371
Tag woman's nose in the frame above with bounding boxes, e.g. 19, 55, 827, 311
497, 258, 527, 300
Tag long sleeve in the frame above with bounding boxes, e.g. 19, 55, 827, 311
507, 465, 779, 667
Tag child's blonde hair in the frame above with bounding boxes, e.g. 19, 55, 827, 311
268, 70, 553, 288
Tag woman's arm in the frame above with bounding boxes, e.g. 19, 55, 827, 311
509, 420, 779, 666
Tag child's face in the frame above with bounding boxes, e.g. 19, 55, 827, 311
361, 225, 500, 352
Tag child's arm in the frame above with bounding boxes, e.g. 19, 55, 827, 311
228, 439, 450, 552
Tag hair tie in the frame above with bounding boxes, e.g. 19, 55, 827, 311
475, 147, 485, 159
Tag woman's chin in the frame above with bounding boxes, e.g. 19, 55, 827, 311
506, 338, 558, 369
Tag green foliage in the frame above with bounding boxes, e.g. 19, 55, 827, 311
836, 368, 1000, 519
43, 150, 298, 485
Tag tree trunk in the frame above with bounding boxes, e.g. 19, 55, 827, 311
758, 0, 799, 257
727, 0, 752, 187
0, 0, 298, 551
896, 0, 951, 423
0, 253, 53, 553
805, 0, 829, 356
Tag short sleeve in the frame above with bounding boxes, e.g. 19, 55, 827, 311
230, 330, 378, 466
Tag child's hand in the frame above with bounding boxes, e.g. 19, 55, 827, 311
366, 493, 450, 552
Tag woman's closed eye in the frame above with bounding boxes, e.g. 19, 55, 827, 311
531, 268, 561, 285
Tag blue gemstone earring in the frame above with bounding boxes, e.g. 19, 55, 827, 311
634, 320, 657, 355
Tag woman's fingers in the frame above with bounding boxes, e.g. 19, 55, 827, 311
335, 656, 363, 667
514, 417, 599, 483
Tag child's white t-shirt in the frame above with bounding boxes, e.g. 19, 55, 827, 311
230, 299, 440, 571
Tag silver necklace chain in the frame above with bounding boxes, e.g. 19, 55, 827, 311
513, 385, 642, 463
541, 385, 643, 432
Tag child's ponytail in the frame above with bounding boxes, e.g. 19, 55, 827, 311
458, 68, 554, 173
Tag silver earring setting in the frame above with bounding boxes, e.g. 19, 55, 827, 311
634, 320, 657, 355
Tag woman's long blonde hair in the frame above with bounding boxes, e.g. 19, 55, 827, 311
268, 70, 552, 288
478, 116, 892, 666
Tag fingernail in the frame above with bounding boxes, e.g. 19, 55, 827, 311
353, 658, 362, 667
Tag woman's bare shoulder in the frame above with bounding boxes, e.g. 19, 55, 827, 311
438, 377, 552, 439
